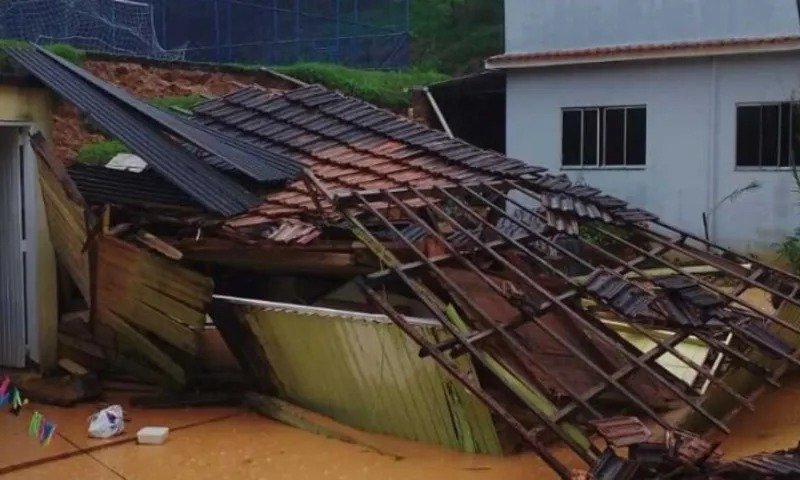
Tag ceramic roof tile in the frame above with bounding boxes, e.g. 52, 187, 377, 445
192, 84, 535, 226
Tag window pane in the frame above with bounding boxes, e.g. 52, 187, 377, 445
780, 103, 791, 167
583, 109, 598, 166
604, 108, 625, 165
562, 110, 582, 166
761, 105, 779, 167
736, 106, 760, 167
625, 107, 646, 165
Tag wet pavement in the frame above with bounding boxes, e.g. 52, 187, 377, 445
1, 376, 800, 480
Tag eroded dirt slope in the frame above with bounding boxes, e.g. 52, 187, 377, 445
54, 59, 298, 164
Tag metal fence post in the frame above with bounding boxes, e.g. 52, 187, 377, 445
334, 0, 340, 63
214, 0, 221, 63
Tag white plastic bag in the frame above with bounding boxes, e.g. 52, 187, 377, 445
88, 405, 125, 439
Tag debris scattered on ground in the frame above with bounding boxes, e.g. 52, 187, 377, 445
18, 373, 101, 407
136, 426, 170, 445
88, 404, 125, 439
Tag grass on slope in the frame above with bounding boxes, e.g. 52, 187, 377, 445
76, 139, 128, 165
149, 94, 206, 111
76, 95, 207, 164
274, 62, 447, 109
0, 39, 85, 64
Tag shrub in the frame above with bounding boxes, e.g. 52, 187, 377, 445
778, 228, 800, 273
76, 140, 128, 165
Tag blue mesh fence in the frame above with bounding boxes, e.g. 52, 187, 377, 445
0, 0, 409, 68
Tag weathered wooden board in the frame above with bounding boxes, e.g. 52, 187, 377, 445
38, 145, 212, 387
222, 297, 504, 455
38, 157, 90, 301
95, 237, 212, 361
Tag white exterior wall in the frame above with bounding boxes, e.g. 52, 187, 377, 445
506, 52, 800, 252
506, 0, 800, 54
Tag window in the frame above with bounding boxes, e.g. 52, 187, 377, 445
562, 106, 646, 167
736, 102, 797, 168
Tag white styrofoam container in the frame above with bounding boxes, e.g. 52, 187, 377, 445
136, 426, 170, 445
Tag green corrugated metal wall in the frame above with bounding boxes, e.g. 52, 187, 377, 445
235, 301, 504, 454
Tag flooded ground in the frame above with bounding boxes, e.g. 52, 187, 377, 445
0, 395, 581, 480
2, 372, 800, 479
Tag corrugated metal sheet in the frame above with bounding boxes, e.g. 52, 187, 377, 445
68, 163, 201, 210
218, 296, 504, 454
39, 48, 301, 183
5, 48, 258, 216
0, 129, 25, 367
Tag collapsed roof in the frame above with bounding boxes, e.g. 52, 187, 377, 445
312, 175, 800, 478
12, 49, 800, 478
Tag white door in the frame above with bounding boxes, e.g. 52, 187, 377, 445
0, 128, 28, 367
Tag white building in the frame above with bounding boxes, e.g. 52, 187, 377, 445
487, 0, 800, 253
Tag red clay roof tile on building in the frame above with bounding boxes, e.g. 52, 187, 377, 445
487, 35, 800, 68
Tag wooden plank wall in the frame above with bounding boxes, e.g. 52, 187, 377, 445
39, 156, 214, 387
95, 237, 213, 386
237, 303, 505, 454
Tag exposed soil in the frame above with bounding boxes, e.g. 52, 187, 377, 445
53, 59, 299, 165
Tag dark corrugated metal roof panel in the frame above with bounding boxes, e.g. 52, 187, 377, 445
68, 164, 201, 210
6, 48, 258, 216
38, 47, 301, 183
191, 84, 544, 225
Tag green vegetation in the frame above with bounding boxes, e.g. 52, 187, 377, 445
410, 0, 503, 74
0, 39, 85, 65
274, 63, 447, 109
76, 95, 206, 165
778, 229, 800, 273
149, 94, 205, 111
76, 140, 128, 165
579, 222, 634, 250
40, 43, 85, 64
778, 163, 800, 272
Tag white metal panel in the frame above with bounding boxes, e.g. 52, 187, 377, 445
22, 132, 39, 364
0, 128, 27, 367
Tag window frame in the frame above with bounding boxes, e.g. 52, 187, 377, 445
735, 101, 797, 171
560, 105, 647, 170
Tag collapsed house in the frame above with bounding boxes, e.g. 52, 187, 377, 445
3, 45, 800, 478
